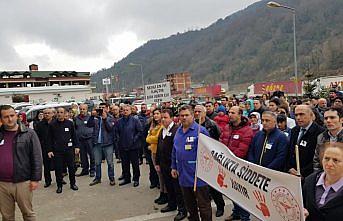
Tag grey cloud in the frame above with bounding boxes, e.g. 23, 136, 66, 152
0, 0, 259, 70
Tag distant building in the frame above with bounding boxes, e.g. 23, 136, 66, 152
0, 64, 95, 103
166, 72, 191, 95
0, 64, 90, 88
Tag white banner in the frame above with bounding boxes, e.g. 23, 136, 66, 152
144, 82, 171, 104
196, 134, 305, 221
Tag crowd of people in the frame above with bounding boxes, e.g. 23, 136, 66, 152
0, 88, 342, 221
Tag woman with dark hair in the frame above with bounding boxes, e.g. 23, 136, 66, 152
146, 108, 168, 205
32, 111, 44, 130
262, 93, 269, 106
303, 142, 343, 220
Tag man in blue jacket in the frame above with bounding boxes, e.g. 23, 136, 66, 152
171, 105, 212, 221
248, 111, 289, 171
116, 104, 143, 187
87, 103, 115, 186
75, 104, 95, 177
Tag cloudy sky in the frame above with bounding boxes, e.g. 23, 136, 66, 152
0, 0, 259, 73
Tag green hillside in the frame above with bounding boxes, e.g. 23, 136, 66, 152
92, 0, 343, 93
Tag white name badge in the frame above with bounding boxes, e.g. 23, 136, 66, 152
84, 121, 88, 124
233, 135, 240, 139
300, 140, 307, 147
0, 140, 4, 145
65, 128, 69, 132
266, 143, 273, 149
186, 137, 195, 142
68, 142, 73, 147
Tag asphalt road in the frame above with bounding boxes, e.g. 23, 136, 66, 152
7, 161, 259, 221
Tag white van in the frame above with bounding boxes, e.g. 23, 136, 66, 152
22, 102, 72, 122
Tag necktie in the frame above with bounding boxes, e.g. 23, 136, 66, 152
97, 118, 102, 144
297, 128, 306, 145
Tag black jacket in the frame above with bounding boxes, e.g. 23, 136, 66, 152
0, 123, 42, 183
35, 119, 53, 153
197, 116, 221, 140
206, 111, 217, 120
303, 171, 343, 221
48, 119, 79, 153
155, 123, 178, 170
287, 122, 325, 178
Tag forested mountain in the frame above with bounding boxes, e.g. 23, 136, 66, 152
92, 0, 343, 93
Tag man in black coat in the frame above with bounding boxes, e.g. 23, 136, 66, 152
287, 105, 325, 178
155, 108, 187, 221
0, 105, 42, 220
48, 107, 80, 194
35, 108, 55, 187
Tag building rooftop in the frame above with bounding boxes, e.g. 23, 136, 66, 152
0, 71, 90, 78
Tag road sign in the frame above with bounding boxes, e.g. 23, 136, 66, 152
102, 78, 110, 85
144, 82, 171, 104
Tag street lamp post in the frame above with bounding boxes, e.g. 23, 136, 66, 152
267, 1, 299, 97
129, 63, 145, 95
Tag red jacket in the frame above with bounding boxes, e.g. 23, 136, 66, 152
214, 112, 229, 133
219, 117, 253, 159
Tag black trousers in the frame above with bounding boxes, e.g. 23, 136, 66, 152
139, 141, 144, 161
42, 150, 52, 184
54, 150, 76, 187
161, 166, 186, 212
80, 138, 95, 173
144, 146, 159, 186
181, 186, 212, 221
120, 149, 140, 182
209, 186, 225, 210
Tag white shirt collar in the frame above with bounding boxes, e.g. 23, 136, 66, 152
162, 122, 174, 138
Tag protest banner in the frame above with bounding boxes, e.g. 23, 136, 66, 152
144, 82, 171, 104
196, 134, 305, 221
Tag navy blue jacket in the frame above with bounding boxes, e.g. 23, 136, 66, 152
87, 115, 115, 146
74, 115, 93, 140
247, 127, 289, 171
116, 115, 143, 151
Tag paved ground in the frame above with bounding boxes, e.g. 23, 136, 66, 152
8, 161, 259, 221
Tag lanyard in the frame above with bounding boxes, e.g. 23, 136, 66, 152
259, 135, 268, 165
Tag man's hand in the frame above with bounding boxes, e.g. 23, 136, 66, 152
48, 152, 54, 158
171, 169, 178, 179
303, 208, 309, 219
288, 168, 298, 176
155, 165, 160, 172
29, 181, 39, 191
75, 148, 80, 155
